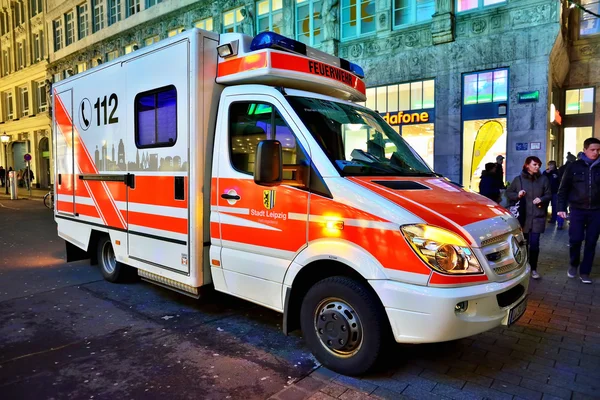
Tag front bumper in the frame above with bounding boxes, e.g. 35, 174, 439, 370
369, 264, 530, 343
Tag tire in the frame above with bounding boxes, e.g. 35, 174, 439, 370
43, 193, 53, 209
96, 236, 132, 283
300, 276, 389, 376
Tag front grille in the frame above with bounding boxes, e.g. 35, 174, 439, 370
494, 262, 520, 275
497, 284, 525, 308
481, 234, 507, 247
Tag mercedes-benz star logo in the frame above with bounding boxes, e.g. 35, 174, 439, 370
511, 236, 524, 265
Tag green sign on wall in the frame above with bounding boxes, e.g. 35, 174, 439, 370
518, 91, 539, 103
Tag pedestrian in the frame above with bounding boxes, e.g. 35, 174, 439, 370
557, 137, 600, 284
493, 155, 506, 189
543, 160, 564, 229
479, 162, 502, 202
506, 156, 552, 280
0, 165, 4, 187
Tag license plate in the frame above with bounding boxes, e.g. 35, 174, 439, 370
508, 296, 528, 326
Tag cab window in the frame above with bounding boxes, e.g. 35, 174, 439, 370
228, 102, 308, 183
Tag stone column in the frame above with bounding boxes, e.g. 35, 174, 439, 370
431, 0, 455, 45
281, 0, 294, 39
320, 0, 339, 55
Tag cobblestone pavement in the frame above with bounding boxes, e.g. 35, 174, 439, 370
272, 225, 600, 400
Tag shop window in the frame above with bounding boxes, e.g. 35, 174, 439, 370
362, 80, 435, 168
580, 0, 600, 36
457, 0, 505, 12
393, 0, 434, 28
296, 0, 322, 46
194, 17, 214, 32
564, 127, 593, 160
341, 0, 376, 41
228, 102, 307, 181
135, 85, 177, 148
223, 7, 245, 33
463, 69, 507, 105
565, 88, 594, 115
78, 3, 89, 40
257, 0, 283, 34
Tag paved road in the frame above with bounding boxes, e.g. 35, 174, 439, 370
0, 199, 315, 400
1, 198, 600, 400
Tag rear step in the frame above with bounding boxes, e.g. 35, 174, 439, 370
138, 269, 200, 299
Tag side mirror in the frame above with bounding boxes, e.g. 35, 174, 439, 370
254, 140, 282, 187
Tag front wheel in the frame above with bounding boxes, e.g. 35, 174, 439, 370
300, 276, 389, 376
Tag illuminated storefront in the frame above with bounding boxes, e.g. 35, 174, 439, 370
461, 69, 508, 191
562, 87, 595, 159
361, 79, 435, 168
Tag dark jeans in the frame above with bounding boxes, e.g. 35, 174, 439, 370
550, 194, 564, 227
524, 232, 541, 271
569, 208, 600, 275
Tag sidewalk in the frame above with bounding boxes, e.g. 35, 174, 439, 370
0, 185, 46, 200
272, 225, 600, 400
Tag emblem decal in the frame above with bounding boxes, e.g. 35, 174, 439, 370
263, 190, 276, 210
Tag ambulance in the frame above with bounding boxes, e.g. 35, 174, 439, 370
52, 29, 530, 375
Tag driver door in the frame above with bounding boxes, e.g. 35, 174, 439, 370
215, 95, 311, 310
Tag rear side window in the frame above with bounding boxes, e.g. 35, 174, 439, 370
135, 85, 177, 148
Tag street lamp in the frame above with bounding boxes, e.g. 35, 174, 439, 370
1, 133, 9, 195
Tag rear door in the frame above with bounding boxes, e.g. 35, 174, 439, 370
124, 40, 190, 273
53, 89, 75, 216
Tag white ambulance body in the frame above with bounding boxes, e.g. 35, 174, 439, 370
52, 29, 530, 375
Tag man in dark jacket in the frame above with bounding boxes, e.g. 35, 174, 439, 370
543, 161, 563, 229
557, 137, 600, 284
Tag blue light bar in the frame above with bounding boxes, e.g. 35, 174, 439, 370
249, 31, 365, 79
250, 32, 307, 55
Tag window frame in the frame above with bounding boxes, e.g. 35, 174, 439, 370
256, 0, 283, 34
127, 0, 141, 17
108, 0, 122, 25
565, 87, 595, 115
92, 0, 104, 33
392, 0, 435, 29
5, 91, 13, 120
462, 68, 508, 105
222, 7, 245, 33
17, 41, 24, 69
65, 11, 75, 46
134, 85, 178, 149
455, 0, 506, 13
340, 0, 377, 41
2, 49, 9, 76
579, 0, 600, 37
295, 0, 323, 46
19, 86, 29, 117
194, 17, 214, 32
78, 3, 89, 40
36, 80, 47, 113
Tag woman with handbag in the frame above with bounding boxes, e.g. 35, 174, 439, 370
506, 156, 552, 279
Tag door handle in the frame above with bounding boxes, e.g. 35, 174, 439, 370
221, 193, 241, 200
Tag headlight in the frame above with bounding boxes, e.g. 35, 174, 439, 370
400, 224, 483, 274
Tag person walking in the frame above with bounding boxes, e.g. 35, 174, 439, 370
557, 137, 600, 284
543, 161, 564, 229
0, 165, 4, 187
479, 162, 502, 202
506, 156, 552, 280
493, 155, 506, 189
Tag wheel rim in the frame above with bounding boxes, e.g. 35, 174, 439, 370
313, 297, 363, 357
101, 241, 116, 274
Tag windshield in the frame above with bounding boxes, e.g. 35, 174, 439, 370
286, 96, 435, 177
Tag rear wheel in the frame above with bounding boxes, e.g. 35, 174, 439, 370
97, 236, 132, 283
43, 192, 53, 209
300, 276, 388, 376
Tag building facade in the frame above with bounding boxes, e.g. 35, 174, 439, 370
39, 0, 600, 189
0, 0, 51, 188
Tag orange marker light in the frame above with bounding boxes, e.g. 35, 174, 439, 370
115, 240, 121, 245
212, 259, 221, 267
